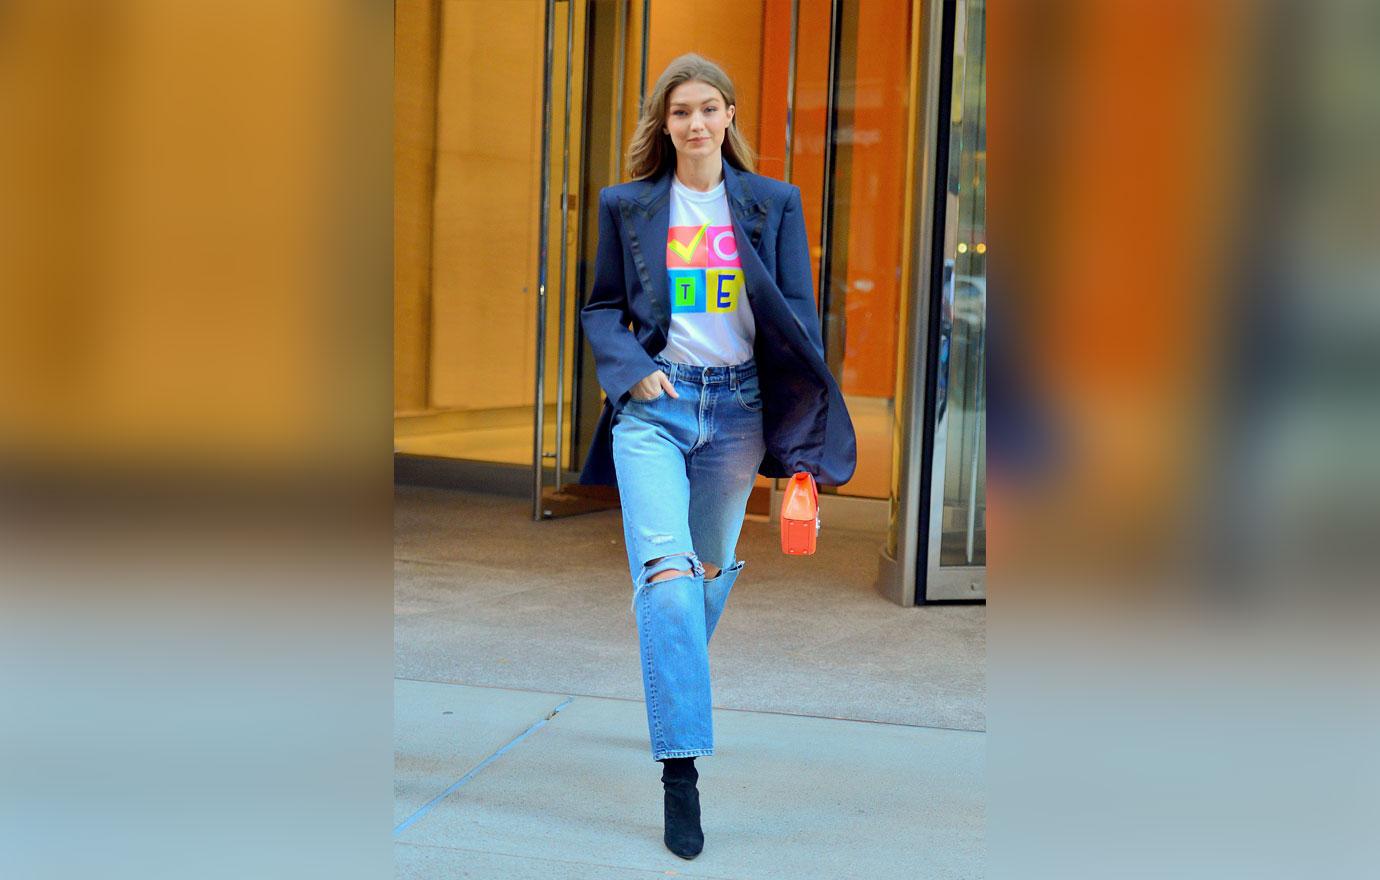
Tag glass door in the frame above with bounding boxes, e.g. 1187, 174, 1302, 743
925, 0, 985, 599
781, 0, 920, 503
543, 0, 644, 518
393, 0, 588, 503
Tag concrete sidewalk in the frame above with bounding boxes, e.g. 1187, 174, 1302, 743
394, 679, 983, 879
395, 486, 986, 731
394, 485, 985, 877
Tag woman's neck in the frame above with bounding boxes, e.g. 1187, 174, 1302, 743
674, 152, 724, 192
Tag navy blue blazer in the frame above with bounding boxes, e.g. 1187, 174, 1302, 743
578, 161, 857, 488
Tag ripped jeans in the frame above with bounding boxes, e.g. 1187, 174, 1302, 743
611, 354, 766, 760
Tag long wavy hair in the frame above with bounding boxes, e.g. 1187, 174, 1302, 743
625, 53, 756, 181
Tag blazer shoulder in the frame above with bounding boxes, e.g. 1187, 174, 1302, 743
599, 179, 650, 205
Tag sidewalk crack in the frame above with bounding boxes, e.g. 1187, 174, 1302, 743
393, 696, 574, 837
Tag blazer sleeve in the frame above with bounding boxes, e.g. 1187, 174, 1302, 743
775, 184, 827, 362
579, 188, 659, 406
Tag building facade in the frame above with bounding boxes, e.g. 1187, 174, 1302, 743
394, 0, 986, 605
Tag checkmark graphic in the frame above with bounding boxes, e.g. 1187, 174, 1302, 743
667, 224, 708, 264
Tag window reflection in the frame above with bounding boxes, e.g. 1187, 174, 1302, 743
935, 0, 987, 566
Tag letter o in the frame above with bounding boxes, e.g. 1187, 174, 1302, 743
711, 230, 738, 261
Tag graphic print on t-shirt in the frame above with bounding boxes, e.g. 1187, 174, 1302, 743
666, 223, 744, 314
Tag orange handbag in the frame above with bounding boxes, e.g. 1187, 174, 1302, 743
780, 472, 820, 555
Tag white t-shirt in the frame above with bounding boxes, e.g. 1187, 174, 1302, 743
660, 173, 757, 366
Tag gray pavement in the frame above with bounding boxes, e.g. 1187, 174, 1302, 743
395, 485, 985, 878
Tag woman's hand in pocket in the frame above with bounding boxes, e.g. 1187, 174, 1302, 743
630, 369, 679, 402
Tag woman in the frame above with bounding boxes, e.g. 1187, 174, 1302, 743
578, 53, 856, 860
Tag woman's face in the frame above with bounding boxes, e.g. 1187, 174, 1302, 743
664, 80, 735, 160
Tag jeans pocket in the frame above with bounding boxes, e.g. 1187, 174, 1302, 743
631, 389, 666, 404
734, 374, 763, 412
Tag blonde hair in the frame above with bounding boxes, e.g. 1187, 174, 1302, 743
625, 53, 756, 181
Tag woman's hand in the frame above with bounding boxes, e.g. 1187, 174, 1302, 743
630, 369, 679, 401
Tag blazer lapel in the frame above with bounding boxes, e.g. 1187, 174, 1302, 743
618, 170, 672, 341
722, 162, 768, 259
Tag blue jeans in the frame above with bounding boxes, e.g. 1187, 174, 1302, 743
611, 354, 766, 760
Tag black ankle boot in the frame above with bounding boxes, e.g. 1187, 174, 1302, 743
659, 757, 703, 859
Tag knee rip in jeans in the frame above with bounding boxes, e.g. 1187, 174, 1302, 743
630, 551, 704, 614
642, 550, 703, 584
703, 559, 735, 581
